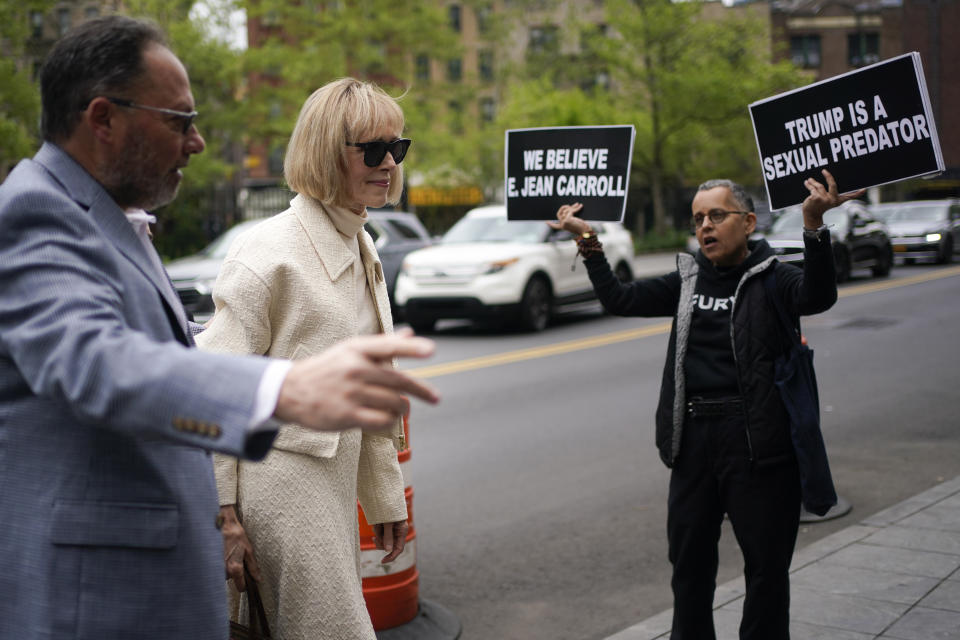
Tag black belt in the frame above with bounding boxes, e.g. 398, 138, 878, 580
686, 396, 745, 417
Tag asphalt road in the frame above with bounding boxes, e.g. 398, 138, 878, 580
398, 260, 960, 640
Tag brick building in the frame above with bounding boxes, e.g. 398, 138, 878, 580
770, 0, 959, 197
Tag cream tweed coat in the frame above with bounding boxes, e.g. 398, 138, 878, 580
196, 194, 407, 640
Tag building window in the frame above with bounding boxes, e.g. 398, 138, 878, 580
528, 25, 559, 55
415, 55, 430, 83
476, 4, 492, 34
848, 32, 879, 67
85, 6, 99, 19
790, 35, 821, 69
57, 7, 72, 36
480, 97, 495, 123
30, 11, 44, 38
449, 5, 461, 32
448, 101, 463, 133
447, 58, 462, 82
479, 50, 494, 82
268, 145, 285, 176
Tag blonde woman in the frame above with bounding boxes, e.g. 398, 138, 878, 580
197, 78, 413, 640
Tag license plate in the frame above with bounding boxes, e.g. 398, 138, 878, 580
894, 245, 907, 252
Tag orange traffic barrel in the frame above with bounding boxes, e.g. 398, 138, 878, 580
358, 416, 419, 630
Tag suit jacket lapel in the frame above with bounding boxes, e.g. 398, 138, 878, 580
292, 195, 355, 282
292, 195, 392, 332
34, 143, 191, 344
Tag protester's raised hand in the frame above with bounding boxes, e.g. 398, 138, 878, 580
802, 169, 866, 228
548, 202, 591, 235
274, 329, 439, 432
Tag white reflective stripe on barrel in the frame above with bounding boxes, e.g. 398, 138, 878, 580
360, 538, 417, 577
399, 457, 412, 489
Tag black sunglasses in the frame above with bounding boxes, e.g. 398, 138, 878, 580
106, 97, 198, 135
346, 138, 411, 167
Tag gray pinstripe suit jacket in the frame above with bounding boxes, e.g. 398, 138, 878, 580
0, 143, 277, 639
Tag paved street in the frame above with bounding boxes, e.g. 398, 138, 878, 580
398, 257, 960, 640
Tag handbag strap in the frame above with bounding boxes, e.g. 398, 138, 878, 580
763, 266, 801, 347
244, 565, 272, 638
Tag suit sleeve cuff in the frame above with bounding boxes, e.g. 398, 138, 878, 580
249, 359, 293, 433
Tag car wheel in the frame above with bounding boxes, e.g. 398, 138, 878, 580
833, 246, 851, 283
407, 315, 435, 334
614, 261, 633, 283
938, 236, 953, 264
872, 244, 893, 277
517, 276, 551, 332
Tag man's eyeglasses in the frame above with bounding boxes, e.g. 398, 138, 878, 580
106, 97, 198, 135
346, 138, 412, 167
692, 209, 749, 229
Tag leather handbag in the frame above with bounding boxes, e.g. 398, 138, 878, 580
229, 567, 272, 640
764, 268, 838, 516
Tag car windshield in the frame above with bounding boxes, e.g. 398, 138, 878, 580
770, 207, 848, 235
871, 206, 899, 222
887, 205, 948, 223
204, 221, 260, 259
441, 215, 546, 244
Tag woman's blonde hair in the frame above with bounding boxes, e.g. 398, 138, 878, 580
284, 78, 406, 207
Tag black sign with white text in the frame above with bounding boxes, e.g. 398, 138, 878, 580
505, 126, 635, 221
750, 53, 943, 210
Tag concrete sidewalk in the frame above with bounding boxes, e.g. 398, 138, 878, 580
605, 475, 960, 640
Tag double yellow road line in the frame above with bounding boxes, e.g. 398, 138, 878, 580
407, 265, 960, 380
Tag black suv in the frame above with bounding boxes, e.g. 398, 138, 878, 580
764, 201, 893, 282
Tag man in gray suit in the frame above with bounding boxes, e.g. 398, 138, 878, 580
0, 15, 438, 639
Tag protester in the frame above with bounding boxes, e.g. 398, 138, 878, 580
0, 17, 437, 639
196, 78, 414, 640
550, 170, 860, 639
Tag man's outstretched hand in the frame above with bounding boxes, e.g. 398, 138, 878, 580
274, 328, 439, 432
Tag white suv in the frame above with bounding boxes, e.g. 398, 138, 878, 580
394, 204, 635, 332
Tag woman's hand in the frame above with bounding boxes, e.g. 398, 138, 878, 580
219, 504, 261, 592
802, 169, 866, 229
548, 202, 591, 236
373, 519, 409, 564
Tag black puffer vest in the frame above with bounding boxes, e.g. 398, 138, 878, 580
656, 247, 799, 468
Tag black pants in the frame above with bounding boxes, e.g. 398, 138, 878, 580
667, 412, 800, 640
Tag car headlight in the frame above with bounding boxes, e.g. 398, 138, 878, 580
926, 233, 942, 242
483, 257, 520, 275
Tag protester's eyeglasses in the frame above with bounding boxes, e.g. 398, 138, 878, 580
345, 138, 412, 167
106, 97, 199, 135
692, 209, 749, 229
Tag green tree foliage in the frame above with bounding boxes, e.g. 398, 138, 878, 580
496, 0, 807, 233
0, 0, 55, 176
240, 0, 459, 158
592, 0, 808, 232
123, 0, 247, 259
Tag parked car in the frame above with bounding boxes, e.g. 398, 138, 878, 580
165, 209, 431, 322
360, 209, 433, 305
393, 204, 635, 332
870, 200, 959, 264
763, 200, 893, 282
